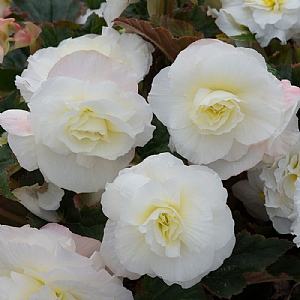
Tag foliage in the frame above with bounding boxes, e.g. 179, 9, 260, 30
1, 0, 300, 299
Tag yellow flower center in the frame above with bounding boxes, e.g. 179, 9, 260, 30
69, 109, 110, 143
259, 192, 265, 202
156, 209, 183, 243
190, 89, 244, 135
138, 205, 185, 258
263, 0, 281, 10
244, 0, 284, 11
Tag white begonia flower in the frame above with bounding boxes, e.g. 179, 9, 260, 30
12, 182, 64, 222
260, 140, 300, 242
215, 0, 300, 47
148, 39, 300, 180
0, 51, 155, 193
15, 27, 154, 102
100, 153, 235, 288
0, 223, 133, 300
232, 170, 269, 221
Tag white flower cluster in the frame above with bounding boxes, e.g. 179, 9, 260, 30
214, 0, 300, 47
2, 2, 300, 294
0, 223, 133, 299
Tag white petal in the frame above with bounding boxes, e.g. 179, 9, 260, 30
36, 144, 134, 193
7, 134, 38, 171
0, 110, 32, 136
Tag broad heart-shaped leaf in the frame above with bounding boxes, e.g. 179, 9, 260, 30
267, 43, 294, 65
292, 63, 300, 88
11, 0, 80, 22
2, 48, 29, 70
149, 15, 203, 39
63, 205, 108, 241
82, 13, 107, 34
0, 144, 18, 201
135, 276, 207, 300
136, 118, 170, 161
267, 253, 300, 281
0, 68, 22, 92
187, 4, 218, 38
201, 231, 293, 299
124, 0, 149, 20
40, 20, 82, 48
86, 0, 105, 9
0, 90, 27, 114
114, 18, 199, 62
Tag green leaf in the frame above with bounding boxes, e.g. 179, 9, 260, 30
136, 119, 170, 160
114, 17, 199, 62
135, 276, 207, 300
27, 213, 48, 229
292, 63, 300, 88
0, 90, 27, 114
2, 48, 29, 70
201, 231, 293, 298
267, 254, 300, 281
274, 65, 292, 81
0, 68, 22, 92
0, 144, 18, 200
231, 282, 273, 300
12, 0, 81, 22
188, 5, 218, 38
231, 33, 256, 42
82, 13, 106, 34
267, 64, 278, 77
267, 44, 293, 65
124, 0, 149, 20
63, 205, 108, 241
149, 15, 203, 38
86, 0, 105, 9
40, 20, 82, 48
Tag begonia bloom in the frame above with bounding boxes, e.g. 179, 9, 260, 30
148, 39, 300, 179
215, 0, 300, 47
15, 27, 154, 102
100, 153, 235, 288
260, 139, 300, 246
1, 51, 154, 193
0, 224, 133, 299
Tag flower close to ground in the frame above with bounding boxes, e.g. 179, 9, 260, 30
0, 223, 133, 299
0, 51, 154, 193
15, 27, 154, 102
100, 153, 235, 288
260, 139, 300, 246
148, 39, 300, 180
215, 0, 300, 47
232, 169, 269, 221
